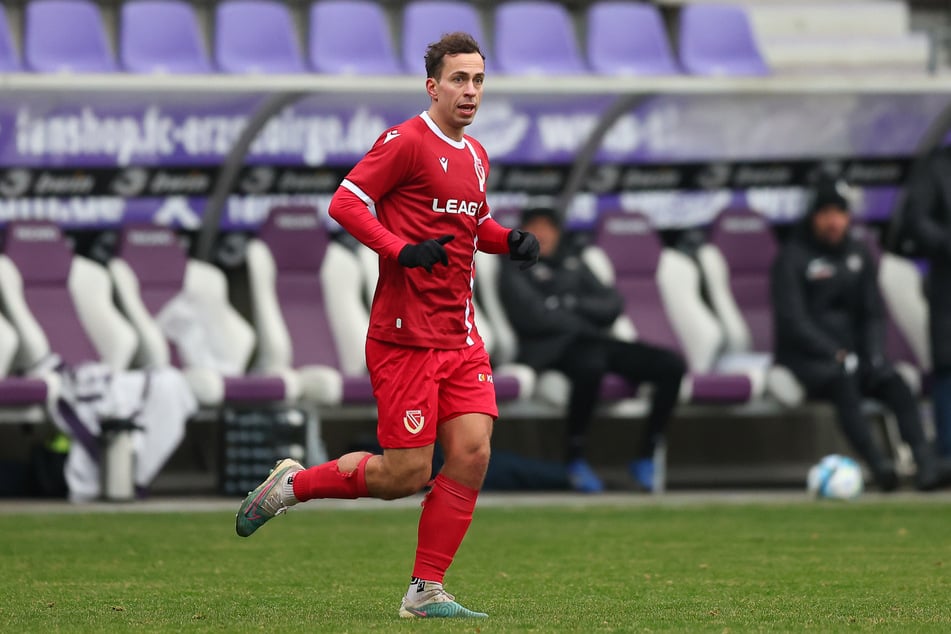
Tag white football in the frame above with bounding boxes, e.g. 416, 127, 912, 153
807, 454, 864, 500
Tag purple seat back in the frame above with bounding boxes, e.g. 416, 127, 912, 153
587, 2, 679, 76
115, 225, 188, 315
4, 222, 99, 365
594, 212, 682, 352
25, 0, 117, 72
121, 0, 212, 74
401, 1, 494, 75
494, 1, 587, 75
310, 1, 402, 75
708, 208, 776, 352
678, 4, 768, 76
256, 206, 341, 369
0, 6, 20, 71
215, 0, 306, 73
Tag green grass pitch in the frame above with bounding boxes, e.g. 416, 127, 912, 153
1, 498, 950, 632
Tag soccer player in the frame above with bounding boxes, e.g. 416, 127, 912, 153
235, 32, 539, 619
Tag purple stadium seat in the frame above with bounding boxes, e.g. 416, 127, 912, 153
494, 1, 587, 75
253, 209, 346, 369
702, 208, 777, 354
586, 2, 680, 76
593, 213, 682, 352
401, 1, 494, 75
0, 6, 20, 71
0, 310, 48, 407
4, 223, 101, 365
25, 0, 117, 73
309, 0, 402, 75
592, 211, 755, 404
678, 4, 769, 76
115, 227, 188, 316
120, 0, 212, 74
247, 206, 374, 405
215, 0, 306, 74
0, 222, 139, 373
111, 225, 292, 405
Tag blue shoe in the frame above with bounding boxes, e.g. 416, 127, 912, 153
399, 584, 488, 618
567, 459, 604, 493
630, 458, 654, 491
235, 458, 303, 537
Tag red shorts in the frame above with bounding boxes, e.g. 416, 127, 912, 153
365, 337, 499, 449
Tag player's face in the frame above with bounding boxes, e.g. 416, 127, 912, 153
812, 205, 850, 247
427, 52, 485, 139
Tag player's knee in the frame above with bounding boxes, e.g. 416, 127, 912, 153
471, 443, 491, 474
381, 460, 432, 499
447, 441, 491, 477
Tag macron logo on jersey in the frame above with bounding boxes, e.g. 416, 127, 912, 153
432, 198, 483, 216
383, 129, 400, 144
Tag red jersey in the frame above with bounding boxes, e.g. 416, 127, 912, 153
329, 112, 511, 350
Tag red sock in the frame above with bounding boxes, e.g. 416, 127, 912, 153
292, 455, 372, 502
412, 474, 479, 583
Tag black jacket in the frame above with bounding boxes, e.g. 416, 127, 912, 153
771, 224, 887, 376
498, 243, 624, 370
903, 150, 951, 371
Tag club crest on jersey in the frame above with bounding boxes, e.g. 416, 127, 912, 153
432, 198, 483, 216
477, 373, 493, 383
403, 410, 425, 434
473, 156, 486, 193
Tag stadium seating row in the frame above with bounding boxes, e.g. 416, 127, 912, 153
479, 208, 930, 406
0, 0, 773, 76
0, 205, 930, 495
1, 0, 929, 77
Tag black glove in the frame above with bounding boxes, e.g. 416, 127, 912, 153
508, 229, 539, 270
398, 235, 454, 273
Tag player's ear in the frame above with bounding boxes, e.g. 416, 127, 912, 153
426, 77, 438, 100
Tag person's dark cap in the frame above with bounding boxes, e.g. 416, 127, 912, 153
810, 177, 851, 214
519, 206, 559, 227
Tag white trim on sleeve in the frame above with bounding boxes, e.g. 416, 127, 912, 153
341, 179, 378, 217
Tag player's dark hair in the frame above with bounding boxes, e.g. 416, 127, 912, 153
424, 32, 485, 79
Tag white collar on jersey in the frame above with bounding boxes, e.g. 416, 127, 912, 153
419, 111, 467, 149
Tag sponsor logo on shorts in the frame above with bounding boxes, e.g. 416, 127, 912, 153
477, 373, 493, 383
403, 410, 425, 434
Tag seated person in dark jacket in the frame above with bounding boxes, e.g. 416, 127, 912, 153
498, 207, 686, 493
771, 178, 951, 491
